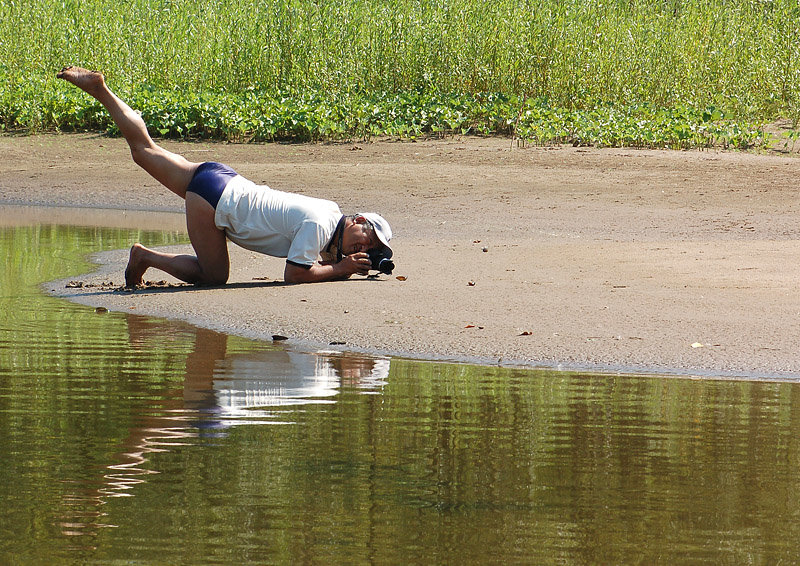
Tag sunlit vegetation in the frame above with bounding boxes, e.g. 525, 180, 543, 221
1, 0, 798, 148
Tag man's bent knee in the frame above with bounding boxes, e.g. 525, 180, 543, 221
198, 264, 229, 286
203, 274, 229, 286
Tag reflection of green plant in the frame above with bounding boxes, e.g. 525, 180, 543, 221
0, 223, 189, 379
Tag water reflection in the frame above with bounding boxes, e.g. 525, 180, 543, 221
8, 221, 800, 563
68, 314, 390, 509
129, 314, 390, 424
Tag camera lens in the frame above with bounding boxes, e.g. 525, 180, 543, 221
378, 258, 394, 275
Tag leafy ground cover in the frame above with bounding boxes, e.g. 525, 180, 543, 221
0, 73, 767, 149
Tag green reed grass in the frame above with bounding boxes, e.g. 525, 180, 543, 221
0, 0, 798, 146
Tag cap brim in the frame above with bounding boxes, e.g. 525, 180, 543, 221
374, 228, 391, 250
366, 219, 391, 250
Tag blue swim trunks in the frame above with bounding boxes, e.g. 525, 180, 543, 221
186, 162, 238, 209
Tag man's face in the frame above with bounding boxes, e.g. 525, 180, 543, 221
341, 217, 378, 256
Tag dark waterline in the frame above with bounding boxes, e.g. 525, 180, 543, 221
3, 223, 800, 564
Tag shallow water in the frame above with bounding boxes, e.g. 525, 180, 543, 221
3, 223, 800, 564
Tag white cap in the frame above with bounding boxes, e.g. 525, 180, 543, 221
359, 212, 392, 253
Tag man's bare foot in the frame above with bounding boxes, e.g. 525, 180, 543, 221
56, 66, 106, 96
124, 244, 149, 288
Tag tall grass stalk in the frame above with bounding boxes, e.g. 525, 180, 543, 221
0, 0, 797, 143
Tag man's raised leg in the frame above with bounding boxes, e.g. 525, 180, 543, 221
58, 66, 230, 287
56, 66, 198, 197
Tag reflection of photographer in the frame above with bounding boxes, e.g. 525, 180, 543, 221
88, 317, 393, 505
325, 352, 391, 387
211, 350, 390, 415
123, 313, 391, 422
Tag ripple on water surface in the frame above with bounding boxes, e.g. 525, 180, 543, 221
3, 222, 800, 564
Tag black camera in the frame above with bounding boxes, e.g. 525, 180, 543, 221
376, 258, 394, 275
368, 247, 394, 275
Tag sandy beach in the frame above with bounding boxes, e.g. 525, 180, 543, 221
3, 132, 800, 378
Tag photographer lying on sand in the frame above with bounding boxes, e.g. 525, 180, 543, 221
56, 66, 393, 287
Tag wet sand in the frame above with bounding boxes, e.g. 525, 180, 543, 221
4, 133, 800, 377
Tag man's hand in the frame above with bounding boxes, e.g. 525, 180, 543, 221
283, 252, 371, 283
337, 252, 371, 277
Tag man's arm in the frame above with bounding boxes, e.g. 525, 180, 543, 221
283, 252, 371, 283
